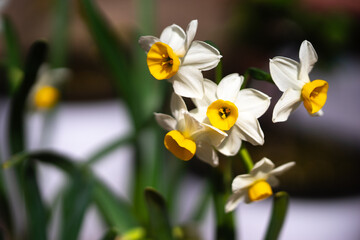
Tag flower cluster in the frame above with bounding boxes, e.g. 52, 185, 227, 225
139, 20, 328, 212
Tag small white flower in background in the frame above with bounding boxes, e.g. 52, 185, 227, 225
191, 73, 270, 156
270, 40, 329, 123
154, 93, 227, 167
28, 64, 71, 110
139, 19, 222, 99
225, 158, 295, 212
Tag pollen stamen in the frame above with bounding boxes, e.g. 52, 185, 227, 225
219, 107, 231, 119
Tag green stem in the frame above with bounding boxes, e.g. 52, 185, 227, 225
191, 181, 211, 222
239, 145, 254, 173
212, 159, 235, 240
265, 192, 289, 240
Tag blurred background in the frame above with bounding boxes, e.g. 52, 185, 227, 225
1, 0, 360, 239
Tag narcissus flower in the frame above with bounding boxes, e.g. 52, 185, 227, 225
139, 20, 222, 99
225, 158, 295, 212
155, 93, 227, 166
270, 40, 329, 122
191, 73, 270, 156
28, 64, 70, 110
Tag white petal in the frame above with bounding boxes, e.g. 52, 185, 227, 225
270, 161, 295, 176
299, 40, 318, 81
225, 191, 246, 213
160, 24, 186, 56
235, 114, 265, 146
216, 73, 243, 102
170, 93, 187, 120
189, 107, 207, 123
185, 20, 198, 51
232, 174, 256, 192
251, 158, 275, 176
171, 66, 204, 99
183, 112, 203, 135
216, 127, 242, 156
267, 176, 280, 187
269, 57, 302, 92
154, 113, 177, 131
272, 88, 302, 123
236, 88, 271, 118
196, 141, 219, 167
138, 36, 160, 53
194, 122, 227, 147
192, 78, 217, 108
182, 41, 221, 71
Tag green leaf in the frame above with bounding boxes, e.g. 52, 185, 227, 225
49, 0, 70, 68
4, 151, 92, 240
8, 41, 47, 155
86, 133, 135, 166
144, 187, 173, 240
265, 191, 289, 240
78, 0, 131, 101
93, 180, 137, 233
20, 161, 48, 240
0, 168, 13, 239
3, 151, 78, 175
78, 0, 166, 128
2, 16, 23, 94
60, 170, 94, 240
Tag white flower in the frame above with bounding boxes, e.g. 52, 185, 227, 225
154, 93, 227, 167
191, 73, 270, 156
270, 40, 329, 123
28, 64, 71, 110
139, 20, 222, 99
225, 158, 295, 212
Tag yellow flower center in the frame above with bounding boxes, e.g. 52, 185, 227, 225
147, 42, 180, 80
301, 79, 328, 114
206, 99, 238, 131
248, 180, 273, 202
164, 130, 196, 161
34, 86, 59, 109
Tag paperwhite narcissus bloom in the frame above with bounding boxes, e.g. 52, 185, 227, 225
225, 158, 295, 212
154, 93, 227, 167
270, 40, 329, 122
28, 64, 71, 110
139, 20, 222, 99
191, 73, 270, 156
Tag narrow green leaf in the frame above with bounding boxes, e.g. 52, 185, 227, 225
86, 133, 135, 166
133, 125, 165, 223
20, 161, 47, 240
93, 180, 137, 233
79, 0, 166, 128
2, 16, 23, 94
0, 168, 13, 239
78, 0, 131, 101
49, 0, 70, 68
60, 170, 94, 240
8, 41, 47, 155
265, 191, 290, 240
144, 187, 173, 240
4, 151, 78, 176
